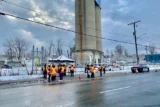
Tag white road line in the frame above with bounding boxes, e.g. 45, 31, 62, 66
100, 86, 132, 94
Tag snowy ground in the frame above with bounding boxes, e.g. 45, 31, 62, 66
0, 65, 160, 81
0, 75, 43, 81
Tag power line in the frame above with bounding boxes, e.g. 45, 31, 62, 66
0, 0, 134, 39
0, 12, 159, 50
3, 0, 160, 46
1, 0, 160, 48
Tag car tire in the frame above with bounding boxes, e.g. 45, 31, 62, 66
132, 69, 135, 73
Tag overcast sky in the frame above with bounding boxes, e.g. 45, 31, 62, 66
0, 0, 160, 55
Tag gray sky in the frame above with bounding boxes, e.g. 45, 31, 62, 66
0, 0, 160, 55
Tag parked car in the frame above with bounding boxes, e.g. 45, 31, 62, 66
131, 64, 149, 73
106, 66, 112, 71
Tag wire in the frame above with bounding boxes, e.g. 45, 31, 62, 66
0, 0, 134, 39
0, 12, 159, 50
1, 0, 160, 47
0, 0, 15, 40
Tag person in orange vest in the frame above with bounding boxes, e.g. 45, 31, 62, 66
69, 65, 75, 77
47, 65, 52, 82
42, 64, 47, 79
98, 65, 103, 77
60, 65, 65, 80
51, 65, 57, 82
90, 65, 95, 78
64, 65, 67, 76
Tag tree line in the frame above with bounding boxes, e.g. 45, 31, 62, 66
3, 37, 75, 61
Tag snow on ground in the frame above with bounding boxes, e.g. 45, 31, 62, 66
0, 67, 42, 76
0, 75, 43, 81
1, 64, 160, 81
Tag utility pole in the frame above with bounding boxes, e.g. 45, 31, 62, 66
145, 46, 148, 55
128, 20, 141, 64
145, 46, 148, 63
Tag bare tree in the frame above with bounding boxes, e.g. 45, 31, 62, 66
56, 38, 63, 56
105, 49, 110, 58
145, 46, 148, 55
3, 39, 15, 61
3, 37, 28, 61
124, 49, 129, 57
13, 37, 27, 60
48, 41, 55, 57
111, 50, 114, 58
148, 44, 156, 54
68, 38, 75, 58
114, 45, 124, 61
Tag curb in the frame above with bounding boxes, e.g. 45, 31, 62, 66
0, 72, 131, 86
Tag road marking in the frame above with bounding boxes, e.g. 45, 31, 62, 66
100, 86, 132, 94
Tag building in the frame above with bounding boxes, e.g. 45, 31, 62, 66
145, 54, 160, 63
75, 0, 103, 64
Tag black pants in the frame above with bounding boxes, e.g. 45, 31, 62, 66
87, 74, 90, 78
85, 68, 87, 73
43, 72, 47, 79
91, 73, 95, 78
60, 73, 63, 80
87, 70, 90, 78
48, 74, 51, 82
52, 76, 56, 81
103, 70, 106, 74
100, 71, 102, 77
64, 71, 66, 76
71, 72, 74, 77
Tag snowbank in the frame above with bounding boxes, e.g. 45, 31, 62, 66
0, 75, 42, 81
0, 66, 42, 76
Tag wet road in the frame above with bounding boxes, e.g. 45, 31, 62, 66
0, 71, 160, 107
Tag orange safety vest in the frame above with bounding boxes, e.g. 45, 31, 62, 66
64, 66, 67, 71
61, 67, 65, 74
47, 66, 52, 75
55, 67, 58, 73
99, 67, 102, 71
51, 68, 57, 76
90, 67, 95, 73
102, 66, 105, 71
70, 66, 74, 72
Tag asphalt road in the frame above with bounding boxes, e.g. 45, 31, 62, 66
0, 71, 160, 107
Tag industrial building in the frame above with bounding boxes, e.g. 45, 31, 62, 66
75, 0, 103, 64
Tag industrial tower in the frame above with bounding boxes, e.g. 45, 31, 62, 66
75, 0, 103, 64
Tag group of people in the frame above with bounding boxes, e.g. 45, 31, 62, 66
42, 63, 106, 82
85, 64, 106, 78
42, 64, 75, 82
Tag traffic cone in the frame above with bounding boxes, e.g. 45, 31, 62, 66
78, 75, 82, 80
30, 72, 33, 76
136, 69, 138, 74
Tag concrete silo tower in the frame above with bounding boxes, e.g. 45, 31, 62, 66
75, 0, 103, 64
